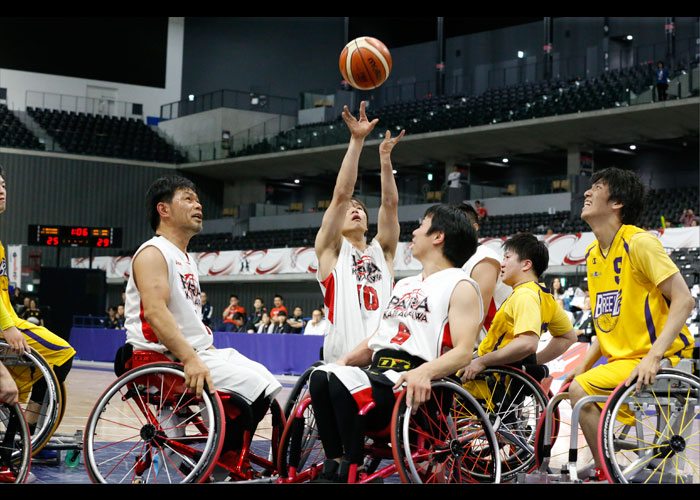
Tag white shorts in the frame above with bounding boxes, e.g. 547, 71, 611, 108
199, 348, 282, 404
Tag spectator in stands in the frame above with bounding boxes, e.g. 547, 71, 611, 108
20, 298, 43, 327
116, 304, 126, 328
555, 298, 575, 324
270, 294, 288, 319
550, 277, 565, 300
253, 312, 274, 334
447, 166, 462, 188
680, 208, 698, 227
105, 306, 121, 329
248, 297, 267, 329
304, 308, 329, 336
228, 312, 247, 332
572, 296, 594, 342
271, 310, 292, 334
288, 306, 306, 334
16, 296, 30, 317
474, 200, 487, 222
222, 294, 246, 332
201, 291, 213, 328
656, 61, 669, 101
11, 287, 24, 312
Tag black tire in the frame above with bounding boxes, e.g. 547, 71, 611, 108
0, 402, 32, 483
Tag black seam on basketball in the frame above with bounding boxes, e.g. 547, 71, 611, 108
356, 40, 378, 88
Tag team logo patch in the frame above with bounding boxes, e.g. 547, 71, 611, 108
383, 288, 430, 322
178, 272, 201, 305
352, 254, 382, 284
593, 290, 621, 333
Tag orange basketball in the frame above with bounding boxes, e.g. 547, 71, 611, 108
339, 36, 392, 90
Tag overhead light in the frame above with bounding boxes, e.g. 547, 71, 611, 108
626, 35, 633, 41
502, 158, 509, 163
427, 173, 433, 181
392, 169, 397, 174
294, 179, 300, 184
517, 51, 525, 59
188, 94, 195, 101
629, 145, 636, 150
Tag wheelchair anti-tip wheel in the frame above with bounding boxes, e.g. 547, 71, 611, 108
83, 362, 224, 484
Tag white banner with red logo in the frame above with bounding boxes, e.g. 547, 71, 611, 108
71, 227, 699, 280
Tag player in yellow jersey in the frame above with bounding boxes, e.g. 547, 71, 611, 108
0, 166, 75, 439
462, 233, 576, 380
565, 167, 695, 481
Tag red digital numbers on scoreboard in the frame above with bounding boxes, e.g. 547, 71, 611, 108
70, 227, 88, 237
46, 236, 59, 246
96, 238, 110, 247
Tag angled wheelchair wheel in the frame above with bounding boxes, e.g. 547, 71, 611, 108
599, 369, 700, 484
277, 395, 325, 482
467, 366, 549, 481
0, 341, 62, 456
391, 380, 502, 483
282, 361, 324, 419
83, 362, 225, 484
0, 402, 32, 483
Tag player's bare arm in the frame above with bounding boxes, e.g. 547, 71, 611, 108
133, 246, 215, 397
468, 258, 500, 328
315, 102, 378, 279
0, 361, 18, 405
335, 336, 374, 368
536, 328, 577, 365
462, 332, 539, 381
374, 128, 404, 275
627, 271, 695, 391
394, 280, 481, 411
563, 336, 602, 384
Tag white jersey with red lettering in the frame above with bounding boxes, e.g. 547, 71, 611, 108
318, 237, 393, 363
462, 244, 511, 341
124, 234, 281, 404
316, 267, 481, 407
125, 235, 213, 353
368, 267, 482, 362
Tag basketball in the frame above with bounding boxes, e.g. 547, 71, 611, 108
339, 36, 392, 90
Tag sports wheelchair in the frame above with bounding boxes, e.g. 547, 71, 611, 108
0, 340, 65, 457
0, 395, 32, 483
277, 374, 503, 484
463, 363, 552, 482
83, 348, 285, 484
532, 348, 700, 484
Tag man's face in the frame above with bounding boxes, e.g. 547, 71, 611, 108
165, 187, 202, 234
201, 292, 207, 303
312, 310, 323, 323
254, 299, 262, 309
117, 305, 124, 316
274, 297, 282, 307
410, 215, 435, 262
342, 200, 368, 234
294, 307, 302, 318
500, 249, 527, 287
581, 180, 618, 223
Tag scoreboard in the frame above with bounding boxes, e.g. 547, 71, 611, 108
28, 225, 122, 248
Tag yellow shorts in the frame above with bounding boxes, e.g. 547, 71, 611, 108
16, 319, 75, 368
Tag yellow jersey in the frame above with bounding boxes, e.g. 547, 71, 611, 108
478, 281, 573, 357
585, 225, 693, 361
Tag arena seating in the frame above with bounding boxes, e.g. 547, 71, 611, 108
229, 65, 656, 159
0, 104, 44, 151
25, 107, 187, 163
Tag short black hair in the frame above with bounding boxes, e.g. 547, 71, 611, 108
590, 167, 646, 225
503, 233, 549, 278
457, 202, 479, 226
146, 175, 197, 232
423, 204, 478, 268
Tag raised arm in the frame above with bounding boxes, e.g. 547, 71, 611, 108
315, 102, 378, 279
133, 246, 214, 397
374, 129, 404, 273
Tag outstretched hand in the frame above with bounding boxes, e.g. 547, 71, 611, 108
342, 101, 378, 140
379, 129, 405, 156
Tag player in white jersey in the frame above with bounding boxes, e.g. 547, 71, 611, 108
124, 176, 281, 452
458, 202, 511, 343
308, 204, 483, 482
315, 101, 403, 363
